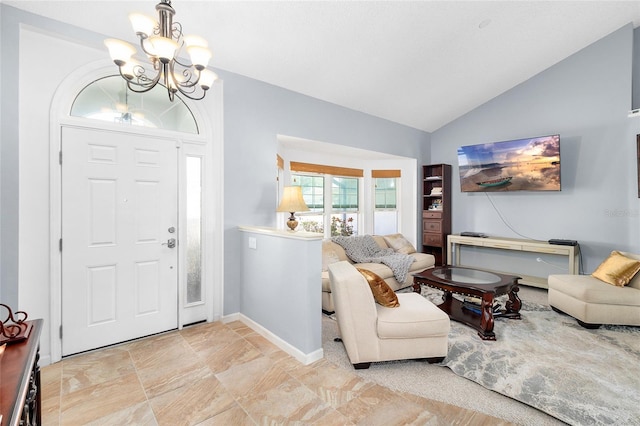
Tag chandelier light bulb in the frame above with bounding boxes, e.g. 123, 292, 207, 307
120, 59, 138, 80
199, 69, 218, 90
148, 36, 178, 63
106, 0, 216, 101
104, 38, 136, 66
129, 13, 157, 37
187, 45, 212, 70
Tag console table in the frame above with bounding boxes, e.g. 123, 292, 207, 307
447, 235, 580, 288
0, 319, 43, 426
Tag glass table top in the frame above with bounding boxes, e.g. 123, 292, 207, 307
431, 267, 502, 285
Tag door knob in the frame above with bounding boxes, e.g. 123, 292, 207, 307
162, 238, 176, 248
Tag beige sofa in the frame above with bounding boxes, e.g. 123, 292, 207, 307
548, 251, 640, 328
328, 261, 450, 369
322, 234, 435, 313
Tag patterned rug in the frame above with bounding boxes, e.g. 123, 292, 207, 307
444, 302, 640, 425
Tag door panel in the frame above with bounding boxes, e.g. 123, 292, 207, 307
61, 127, 178, 356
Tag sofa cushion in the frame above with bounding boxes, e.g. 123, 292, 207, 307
355, 262, 396, 279
620, 252, 640, 290
383, 234, 417, 254
357, 268, 399, 308
591, 251, 640, 287
409, 253, 435, 272
376, 293, 450, 339
548, 274, 640, 307
372, 235, 389, 249
322, 247, 341, 272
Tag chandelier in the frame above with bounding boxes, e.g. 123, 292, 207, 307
104, 0, 217, 102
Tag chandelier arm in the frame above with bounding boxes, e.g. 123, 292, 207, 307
126, 80, 160, 94
172, 22, 183, 41
168, 60, 201, 89
175, 87, 207, 101
126, 66, 163, 94
107, 0, 211, 102
172, 56, 193, 68
138, 37, 162, 71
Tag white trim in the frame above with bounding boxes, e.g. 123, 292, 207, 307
238, 313, 324, 365
48, 60, 224, 362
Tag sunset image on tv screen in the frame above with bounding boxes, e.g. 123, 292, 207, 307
457, 135, 560, 192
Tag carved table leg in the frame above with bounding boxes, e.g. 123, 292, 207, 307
412, 281, 421, 293
478, 293, 496, 340
500, 285, 522, 320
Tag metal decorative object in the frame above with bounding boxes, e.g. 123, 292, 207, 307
104, 0, 217, 101
0, 304, 32, 344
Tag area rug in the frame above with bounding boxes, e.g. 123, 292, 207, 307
323, 303, 640, 425
442, 303, 640, 425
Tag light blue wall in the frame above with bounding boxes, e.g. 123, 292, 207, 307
218, 69, 428, 314
430, 24, 640, 274
239, 228, 322, 358
0, 4, 429, 314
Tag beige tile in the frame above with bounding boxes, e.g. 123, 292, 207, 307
138, 358, 212, 399
149, 375, 235, 426
337, 384, 437, 425
312, 408, 355, 425
60, 347, 135, 395
180, 321, 228, 345
282, 356, 332, 379
41, 361, 62, 424
243, 333, 281, 356
238, 377, 334, 424
60, 372, 147, 424
296, 362, 373, 409
42, 321, 496, 426
225, 321, 255, 337
186, 324, 247, 360
127, 332, 194, 369
196, 404, 257, 425
203, 338, 263, 374
216, 356, 291, 398
41, 395, 61, 426
87, 401, 158, 426
41, 361, 62, 398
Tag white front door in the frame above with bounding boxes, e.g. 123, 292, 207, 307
61, 126, 178, 356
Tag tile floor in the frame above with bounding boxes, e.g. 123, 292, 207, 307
41, 320, 513, 425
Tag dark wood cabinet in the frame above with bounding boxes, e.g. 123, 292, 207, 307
0, 319, 43, 426
422, 164, 451, 265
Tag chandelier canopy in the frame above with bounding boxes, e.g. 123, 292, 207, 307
104, 0, 217, 102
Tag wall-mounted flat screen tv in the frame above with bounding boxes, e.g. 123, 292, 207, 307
457, 134, 560, 192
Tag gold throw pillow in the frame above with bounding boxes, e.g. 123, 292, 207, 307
591, 251, 640, 287
357, 268, 400, 307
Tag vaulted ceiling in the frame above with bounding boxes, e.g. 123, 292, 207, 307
6, 1, 640, 132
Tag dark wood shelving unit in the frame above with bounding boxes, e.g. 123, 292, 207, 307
422, 164, 452, 265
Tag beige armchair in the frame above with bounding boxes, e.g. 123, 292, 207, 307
548, 251, 640, 328
328, 261, 450, 369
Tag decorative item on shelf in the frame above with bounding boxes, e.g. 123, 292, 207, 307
0, 304, 32, 344
104, 0, 218, 102
276, 186, 310, 231
429, 199, 443, 210
430, 187, 443, 196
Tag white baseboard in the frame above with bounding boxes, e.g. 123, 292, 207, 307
236, 313, 323, 365
221, 312, 240, 323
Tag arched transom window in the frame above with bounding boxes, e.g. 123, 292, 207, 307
70, 75, 198, 134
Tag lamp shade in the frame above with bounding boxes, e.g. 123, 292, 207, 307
104, 38, 136, 65
199, 69, 218, 90
277, 186, 310, 213
129, 13, 157, 37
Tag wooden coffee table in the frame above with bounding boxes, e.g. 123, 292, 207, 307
413, 266, 522, 340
